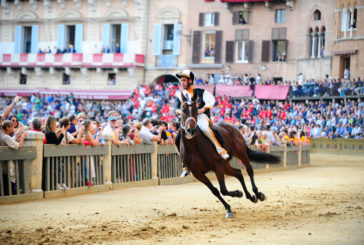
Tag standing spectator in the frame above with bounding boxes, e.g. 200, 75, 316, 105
45, 116, 65, 145
140, 119, 162, 144
344, 68, 350, 80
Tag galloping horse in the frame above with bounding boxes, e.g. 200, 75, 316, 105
179, 92, 280, 218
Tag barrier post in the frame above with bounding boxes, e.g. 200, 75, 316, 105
151, 142, 159, 180
266, 144, 270, 169
283, 144, 287, 168
24, 131, 45, 193
101, 132, 114, 185
298, 143, 302, 166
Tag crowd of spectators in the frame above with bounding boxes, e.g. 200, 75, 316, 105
196, 72, 364, 98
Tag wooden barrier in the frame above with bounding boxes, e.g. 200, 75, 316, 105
0, 132, 312, 203
0, 146, 37, 196
310, 138, 364, 155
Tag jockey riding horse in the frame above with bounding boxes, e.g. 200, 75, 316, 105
174, 70, 229, 177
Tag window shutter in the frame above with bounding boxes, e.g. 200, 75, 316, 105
247, 40, 254, 63
281, 9, 285, 23
233, 11, 239, 25
279, 28, 286, 40
284, 40, 288, 60
341, 10, 346, 31
276, 9, 281, 23
214, 12, 220, 26
261, 40, 270, 62
173, 22, 182, 56
199, 13, 204, 27
192, 31, 201, 64
121, 23, 129, 53
243, 29, 249, 40
102, 23, 110, 49
214, 30, 222, 63
57, 24, 65, 50
75, 24, 83, 53
225, 41, 234, 63
236, 30, 242, 41
14, 25, 22, 53
152, 23, 162, 56
30, 25, 39, 54
272, 28, 279, 40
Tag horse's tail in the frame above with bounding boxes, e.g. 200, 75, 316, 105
246, 147, 280, 164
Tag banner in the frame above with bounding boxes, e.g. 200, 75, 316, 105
254, 85, 289, 100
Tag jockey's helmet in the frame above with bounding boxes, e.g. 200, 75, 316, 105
176, 70, 195, 86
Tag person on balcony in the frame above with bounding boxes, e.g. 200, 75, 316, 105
115, 43, 121, 53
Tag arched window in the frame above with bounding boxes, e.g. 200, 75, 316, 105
314, 10, 321, 20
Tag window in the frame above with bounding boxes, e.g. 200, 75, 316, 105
314, 10, 321, 20
233, 11, 248, 25
111, 24, 121, 52
351, 8, 357, 29
236, 41, 248, 63
275, 9, 285, 23
272, 40, 287, 62
22, 26, 32, 53
66, 25, 75, 50
20, 73, 27, 85
203, 32, 215, 58
205, 13, 215, 27
63, 73, 70, 85
107, 73, 116, 85
163, 24, 174, 51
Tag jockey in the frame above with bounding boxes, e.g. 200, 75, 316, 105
174, 70, 230, 177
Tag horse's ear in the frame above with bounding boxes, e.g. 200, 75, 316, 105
181, 91, 187, 102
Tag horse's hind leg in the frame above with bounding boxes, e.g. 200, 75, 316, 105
192, 172, 233, 218
215, 166, 243, 198
223, 164, 257, 203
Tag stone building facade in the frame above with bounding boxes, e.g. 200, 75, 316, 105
0, 0, 361, 92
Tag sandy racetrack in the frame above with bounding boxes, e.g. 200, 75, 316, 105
1, 154, 364, 245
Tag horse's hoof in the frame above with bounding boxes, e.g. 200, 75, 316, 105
258, 193, 266, 201
251, 195, 258, 203
226, 212, 233, 218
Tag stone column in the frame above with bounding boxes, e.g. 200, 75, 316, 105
349, 8, 354, 38
101, 132, 114, 185
24, 131, 45, 193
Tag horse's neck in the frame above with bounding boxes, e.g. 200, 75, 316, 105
180, 128, 199, 150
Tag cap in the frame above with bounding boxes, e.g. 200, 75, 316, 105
176, 70, 195, 82
108, 116, 117, 121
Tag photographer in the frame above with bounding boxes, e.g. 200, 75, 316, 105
140, 119, 162, 144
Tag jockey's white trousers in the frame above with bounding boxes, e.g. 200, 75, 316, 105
197, 113, 228, 156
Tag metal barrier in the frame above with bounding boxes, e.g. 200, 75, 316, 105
157, 145, 181, 179
111, 144, 154, 183
310, 138, 364, 155
0, 146, 37, 196
43, 145, 108, 191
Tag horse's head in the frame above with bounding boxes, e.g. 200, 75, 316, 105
181, 92, 198, 139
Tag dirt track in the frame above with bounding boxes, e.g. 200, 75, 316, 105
1, 154, 364, 245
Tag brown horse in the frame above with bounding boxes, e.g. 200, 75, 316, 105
178, 93, 280, 218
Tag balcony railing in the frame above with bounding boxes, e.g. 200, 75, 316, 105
0, 53, 145, 68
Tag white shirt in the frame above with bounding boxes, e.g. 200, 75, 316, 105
140, 126, 154, 144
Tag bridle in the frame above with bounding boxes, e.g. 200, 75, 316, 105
181, 100, 197, 139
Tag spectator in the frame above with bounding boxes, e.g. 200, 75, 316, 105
45, 116, 65, 145
140, 119, 162, 144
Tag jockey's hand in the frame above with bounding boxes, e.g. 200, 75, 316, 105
175, 109, 181, 116
198, 107, 206, 114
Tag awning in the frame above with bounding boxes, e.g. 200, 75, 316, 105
332, 50, 358, 55
196, 85, 252, 97
255, 85, 289, 100
0, 89, 132, 100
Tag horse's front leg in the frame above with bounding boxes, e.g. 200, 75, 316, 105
215, 167, 243, 198
192, 172, 233, 218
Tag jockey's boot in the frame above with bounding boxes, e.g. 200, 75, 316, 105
180, 167, 190, 178
204, 128, 230, 160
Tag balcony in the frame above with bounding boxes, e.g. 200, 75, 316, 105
0, 53, 145, 69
